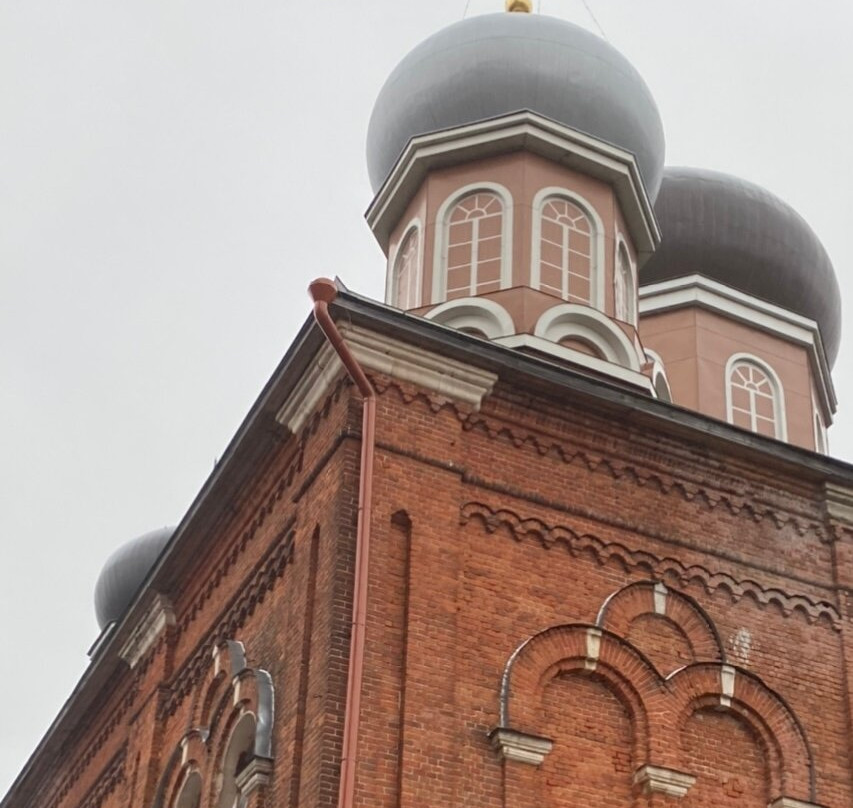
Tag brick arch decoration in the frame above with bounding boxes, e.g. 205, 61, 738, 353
662, 662, 817, 802
596, 580, 725, 671
151, 640, 274, 808
493, 622, 819, 805
498, 624, 657, 763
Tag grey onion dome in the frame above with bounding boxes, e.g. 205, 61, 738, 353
366, 13, 666, 199
94, 526, 175, 629
641, 166, 842, 367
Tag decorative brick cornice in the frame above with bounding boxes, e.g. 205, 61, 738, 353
461, 410, 828, 541
461, 502, 840, 628
489, 728, 553, 765
119, 593, 175, 669
633, 765, 696, 798
75, 746, 127, 808
161, 529, 294, 717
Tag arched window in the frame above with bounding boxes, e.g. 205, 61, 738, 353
813, 393, 828, 454
391, 227, 420, 309
536, 197, 594, 304
726, 357, 786, 439
216, 713, 257, 808
174, 772, 202, 808
444, 191, 504, 300
614, 241, 635, 323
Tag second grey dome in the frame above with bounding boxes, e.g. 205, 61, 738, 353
641, 167, 842, 367
94, 526, 175, 630
366, 13, 666, 198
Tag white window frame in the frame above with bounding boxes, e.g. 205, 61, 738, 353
614, 233, 637, 325
724, 353, 787, 441
530, 187, 605, 310
386, 218, 423, 309
433, 182, 513, 304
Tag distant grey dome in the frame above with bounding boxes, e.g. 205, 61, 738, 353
94, 526, 175, 630
641, 167, 842, 367
367, 13, 665, 198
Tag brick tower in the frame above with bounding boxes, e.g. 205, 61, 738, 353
3, 7, 852, 808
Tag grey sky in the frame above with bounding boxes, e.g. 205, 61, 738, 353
1, 0, 851, 794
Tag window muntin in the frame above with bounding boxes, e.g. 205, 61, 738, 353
392, 228, 420, 309
445, 192, 504, 300
727, 361, 783, 438
537, 197, 594, 304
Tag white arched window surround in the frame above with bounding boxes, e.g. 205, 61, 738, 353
530, 186, 606, 310
724, 353, 787, 441
432, 182, 514, 304
535, 304, 642, 371
386, 218, 423, 309
644, 348, 672, 403
614, 232, 637, 325
425, 297, 514, 340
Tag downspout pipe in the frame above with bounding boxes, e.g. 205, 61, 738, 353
308, 278, 375, 808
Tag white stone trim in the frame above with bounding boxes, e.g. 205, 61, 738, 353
826, 483, 853, 524
644, 348, 673, 403
534, 304, 643, 371
639, 274, 836, 416
275, 342, 343, 434
768, 799, 826, 808
489, 728, 553, 765
495, 333, 653, 392
633, 765, 696, 797
720, 664, 737, 708
584, 627, 602, 671
432, 182, 514, 305
119, 593, 175, 669
614, 231, 637, 325
386, 217, 423, 309
235, 756, 273, 795
653, 582, 667, 615
425, 297, 515, 339
529, 186, 606, 310
725, 353, 788, 442
366, 111, 659, 263
339, 324, 498, 409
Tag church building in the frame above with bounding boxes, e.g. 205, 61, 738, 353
4, 4, 853, 808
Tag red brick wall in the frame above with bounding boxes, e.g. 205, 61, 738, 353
13, 362, 853, 808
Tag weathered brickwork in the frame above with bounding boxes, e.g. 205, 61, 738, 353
8, 361, 853, 808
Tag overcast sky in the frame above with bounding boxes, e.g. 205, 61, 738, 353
2, 0, 851, 795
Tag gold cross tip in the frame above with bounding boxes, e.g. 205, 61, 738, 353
506, 0, 533, 12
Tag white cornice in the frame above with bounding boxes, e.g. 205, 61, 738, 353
768, 799, 827, 808
340, 324, 498, 409
276, 325, 498, 434
365, 111, 660, 264
118, 593, 175, 669
276, 343, 343, 434
639, 275, 837, 416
